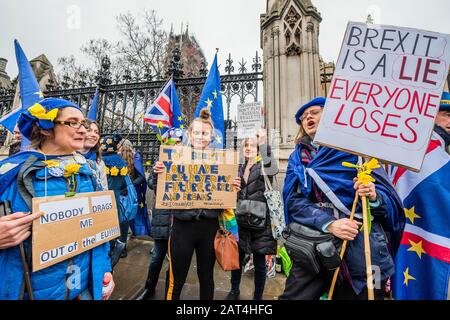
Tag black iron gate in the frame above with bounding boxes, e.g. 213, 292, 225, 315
0, 51, 263, 167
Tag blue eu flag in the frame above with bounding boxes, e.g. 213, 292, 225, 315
0, 40, 43, 134
194, 53, 225, 148
87, 88, 100, 121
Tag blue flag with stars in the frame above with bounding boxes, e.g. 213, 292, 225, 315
87, 88, 100, 121
194, 53, 225, 148
0, 40, 43, 134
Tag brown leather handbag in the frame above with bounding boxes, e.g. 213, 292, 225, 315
214, 227, 240, 271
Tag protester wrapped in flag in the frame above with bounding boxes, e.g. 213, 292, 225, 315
280, 97, 405, 300
391, 97, 450, 300
194, 53, 225, 149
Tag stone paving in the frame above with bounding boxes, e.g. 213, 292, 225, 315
110, 237, 287, 300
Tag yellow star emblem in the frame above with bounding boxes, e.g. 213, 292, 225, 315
215, 135, 222, 144
180, 124, 184, 129
403, 267, 416, 286
178, 116, 183, 121
205, 98, 213, 108
139, 203, 144, 208
110, 166, 119, 176
404, 207, 421, 224
407, 239, 427, 258
212, 90, 218, 99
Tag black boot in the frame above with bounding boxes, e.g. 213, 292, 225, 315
225, 290, 240, 300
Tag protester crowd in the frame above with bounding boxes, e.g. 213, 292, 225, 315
0, 38, 449, 301
0, 90, 448, 301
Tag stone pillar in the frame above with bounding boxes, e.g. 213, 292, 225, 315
261, 0, 322, 178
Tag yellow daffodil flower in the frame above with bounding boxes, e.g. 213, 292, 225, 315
120, 167, 128, 176
357, 172, 376, 185
64, 164, 81, 177
255, 155, 262, 163
42, 160, 60, 168
105, 167, 110, 175
110, 166, 119, 176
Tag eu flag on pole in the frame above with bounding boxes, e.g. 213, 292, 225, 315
87, 88, 100, 121
143, 78, 184, 138
0, 40, 43, 134
194, 53, 225, 148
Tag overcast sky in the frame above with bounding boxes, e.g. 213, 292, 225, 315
1, 0, 449, 77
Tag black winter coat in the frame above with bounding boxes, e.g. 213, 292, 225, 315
237, 144, 278, 255
148, 174, 172, 240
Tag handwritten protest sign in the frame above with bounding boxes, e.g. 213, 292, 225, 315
155, 146, 239, 209
237, 102, 263, 139
32, 191, 119, 272
314, 22, 450, 171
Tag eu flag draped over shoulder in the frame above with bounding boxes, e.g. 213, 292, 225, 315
194, 53, 225, 148
0, 40, 43, 148
391, 133, 450, 300
143, 78, 184, 138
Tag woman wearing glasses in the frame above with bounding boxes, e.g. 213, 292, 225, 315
0, 98, 113, 300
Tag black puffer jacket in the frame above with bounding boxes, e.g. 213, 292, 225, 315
237, 144, 278, 255
148, 175, 172, 240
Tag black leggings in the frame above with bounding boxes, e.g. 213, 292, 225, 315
166, 218, 219, 300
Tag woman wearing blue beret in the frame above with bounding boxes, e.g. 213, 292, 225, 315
0, 98, 113, 300
280, 97, 405, 300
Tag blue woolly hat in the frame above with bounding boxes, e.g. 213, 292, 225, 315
440, 92, 450, 112
100, 133, 123, 153
18, 97, 81, 140
295, 97, 326, 125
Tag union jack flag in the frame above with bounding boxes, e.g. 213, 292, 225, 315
143, 78, 183, 137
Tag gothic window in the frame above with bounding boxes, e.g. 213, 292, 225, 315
283, 5, 303, 56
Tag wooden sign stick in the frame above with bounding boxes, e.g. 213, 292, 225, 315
361, 193, 375, 300
328, 191, 359, 300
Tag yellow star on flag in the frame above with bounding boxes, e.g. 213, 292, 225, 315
404, 207, 421, 224
139, 202, 144, 208
403, 267, 416, 286
205, 98, 213, 108
212, 90, 218, 99
178, 116, 183, 121
407, 239, 427, 258
215, 135, 222, 144
180, 124, 185, 129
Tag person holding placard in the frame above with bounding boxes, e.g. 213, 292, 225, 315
0, 98, 113, 300
280, 97, 404, 300
152, 109, 241, 300
226, 129, 278, 301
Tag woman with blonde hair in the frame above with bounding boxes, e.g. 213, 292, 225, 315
152, 109, 241, 300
